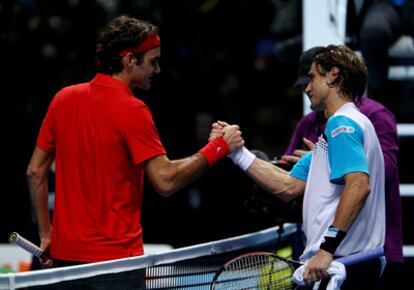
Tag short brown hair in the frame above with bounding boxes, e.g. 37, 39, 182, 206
313, 45, 367, 101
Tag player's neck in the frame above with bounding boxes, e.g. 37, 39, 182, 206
112, 71, 133, 88
325, 94, 352, 118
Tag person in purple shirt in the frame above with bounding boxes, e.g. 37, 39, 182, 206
283, 46, 404, 287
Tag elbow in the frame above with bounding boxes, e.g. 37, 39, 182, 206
26, 164, 40, 182
363, 183, 371, 199
279, 178, 304, 202
146, 157, 181, 197
360, 174, 371, 199
26, 167, 33, 180
268, 177, 303, 203
355, 177, 371, 202
276, 190, 297, 203
155, 183, 176, 197
152, 168, 178, 197
270, 186, 299, 203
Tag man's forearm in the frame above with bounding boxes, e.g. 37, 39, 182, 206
245, 157, 305, 202
28, 175, 52, 239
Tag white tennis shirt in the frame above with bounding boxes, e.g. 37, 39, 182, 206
290, 102, 385, 260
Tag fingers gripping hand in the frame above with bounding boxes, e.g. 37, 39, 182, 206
208, 120, 231, 141
40, 237, 53, 268
217, 120, 230, 127
303, 250, 333, 286
222, 125, 244, 152
40, 255, 53, 268
209, 123, 224, 141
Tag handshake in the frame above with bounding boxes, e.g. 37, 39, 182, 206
207, 120, 314, 171
207, 120, 256, 172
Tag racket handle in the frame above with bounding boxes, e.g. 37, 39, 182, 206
8, 232, 49, 259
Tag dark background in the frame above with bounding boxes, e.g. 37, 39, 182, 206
1, 0, 305, 247
1, 0, 413, 265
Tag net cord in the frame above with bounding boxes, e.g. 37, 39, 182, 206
0, 224, 297, 290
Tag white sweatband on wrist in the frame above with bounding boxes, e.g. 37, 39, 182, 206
228, 147, 256, 171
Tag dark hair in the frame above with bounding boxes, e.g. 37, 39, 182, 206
95, 15, 159, 74
313, 45, 367, 101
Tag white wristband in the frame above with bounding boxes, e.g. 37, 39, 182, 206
228, 146, 256, 171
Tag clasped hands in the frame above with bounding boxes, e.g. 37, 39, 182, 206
209, 121, 244, 153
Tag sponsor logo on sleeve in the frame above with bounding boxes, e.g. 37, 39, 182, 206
331, 126, 355, 137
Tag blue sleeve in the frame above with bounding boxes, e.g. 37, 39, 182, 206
326, 115, 368, 184
290, 151, 313, 181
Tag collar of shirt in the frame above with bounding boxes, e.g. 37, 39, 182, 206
91, 73, 133, 95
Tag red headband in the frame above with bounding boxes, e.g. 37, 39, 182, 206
119, 34, 161, 56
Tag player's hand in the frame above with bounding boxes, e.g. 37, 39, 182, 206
281, 138, 315, 164
208, 120, 230, 141
302, 137, 315, 150
303, 249, 332, 286
39, 232, 53, 268
222, 124, 244, 152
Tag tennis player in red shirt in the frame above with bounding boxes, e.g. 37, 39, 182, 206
27, 15, 243, 269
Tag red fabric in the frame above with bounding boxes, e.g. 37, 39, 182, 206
37, 73, 166, 262
119, 34, 161, 56
199, 137, 229, 166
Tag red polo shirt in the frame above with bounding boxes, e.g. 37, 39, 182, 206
37, 73, 166, 262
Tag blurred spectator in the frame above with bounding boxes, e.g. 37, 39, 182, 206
263, 0, 414, 104
347, 0, 414, 101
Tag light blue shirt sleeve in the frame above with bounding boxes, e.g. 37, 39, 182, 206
326, 115, 368, 184
290, 151, 313, 181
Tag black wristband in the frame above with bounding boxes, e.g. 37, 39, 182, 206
320, 226, 347, 254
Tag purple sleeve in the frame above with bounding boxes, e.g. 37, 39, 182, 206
360, 99, 399, 185
359, 98, 403, 262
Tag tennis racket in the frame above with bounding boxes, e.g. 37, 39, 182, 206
8, 232, 49, 259
210, 247, 384, 290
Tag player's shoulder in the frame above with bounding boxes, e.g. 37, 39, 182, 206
123, 95, 147, 112
333, 103, 369, 123
56, 82, 89, 98
47, 83, 89, 109
327, 109, 364, 138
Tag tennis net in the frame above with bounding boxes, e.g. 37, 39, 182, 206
0, 223, 298, 290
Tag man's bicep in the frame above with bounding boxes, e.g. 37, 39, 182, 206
142, 154, 169, 181
343, 171, 369, 184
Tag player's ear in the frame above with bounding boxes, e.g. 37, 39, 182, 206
329, 66, 340, 83
121, 52, 136, 69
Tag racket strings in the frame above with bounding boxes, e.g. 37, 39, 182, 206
213, 254, 295, 289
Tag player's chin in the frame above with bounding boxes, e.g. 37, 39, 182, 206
145, 79, 154, 89
138, 82, 151, 90
310, 102, 321, 112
